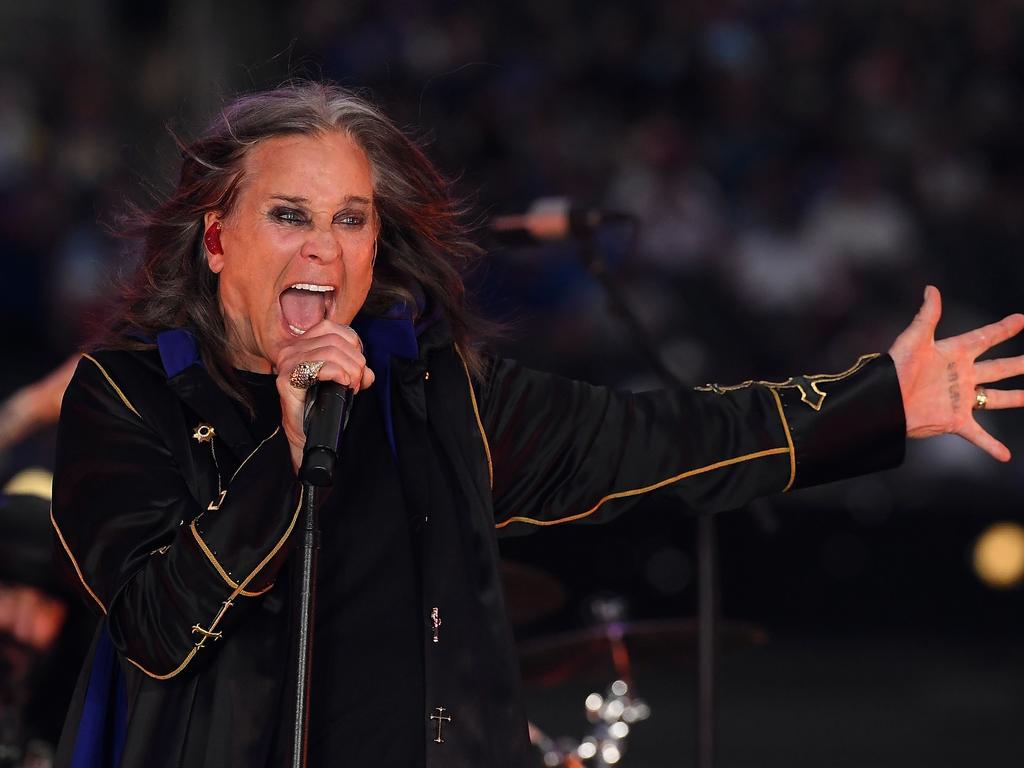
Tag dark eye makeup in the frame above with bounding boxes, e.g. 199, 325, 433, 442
269, 206, 309, 225
267, 206, 367, 228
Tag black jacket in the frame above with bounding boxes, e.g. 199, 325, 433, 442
52, 318, 905, 767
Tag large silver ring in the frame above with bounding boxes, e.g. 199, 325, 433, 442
289, 360, 325, 390
974, 387, 988, 410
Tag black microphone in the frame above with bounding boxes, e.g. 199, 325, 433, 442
299, 382, 354, 487
489, 196, 635, 245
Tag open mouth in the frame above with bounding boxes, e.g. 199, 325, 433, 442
279, 283, 335, 335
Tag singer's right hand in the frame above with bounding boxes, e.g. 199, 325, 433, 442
275, 320, 375, 473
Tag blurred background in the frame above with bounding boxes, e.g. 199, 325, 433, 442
2, 0, 1024, 766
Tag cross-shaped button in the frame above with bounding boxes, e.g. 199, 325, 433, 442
430, 706, 452, 743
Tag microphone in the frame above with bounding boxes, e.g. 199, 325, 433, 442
299, 382, 354, 486
489, 197, 635, 245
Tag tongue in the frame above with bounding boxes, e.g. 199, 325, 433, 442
280, 288, 327, 331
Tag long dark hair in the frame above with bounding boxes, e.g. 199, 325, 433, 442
100, 82, 486, 404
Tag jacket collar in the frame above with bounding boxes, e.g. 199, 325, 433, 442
151, 329, 257, 463
154, 300, 448, 462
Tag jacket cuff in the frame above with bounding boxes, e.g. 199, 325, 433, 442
779, 353, 906, 490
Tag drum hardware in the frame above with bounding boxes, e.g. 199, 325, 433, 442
529, 678, 650, 767
521, 596, 766, 765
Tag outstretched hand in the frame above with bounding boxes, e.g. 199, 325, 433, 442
889, 286, 1024, 462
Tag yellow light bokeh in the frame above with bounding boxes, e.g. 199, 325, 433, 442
2, 467, 53, 501
973, 522, 1024, 589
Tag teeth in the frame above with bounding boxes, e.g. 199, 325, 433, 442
288, 324, 307, 335
290, 283, 334, 292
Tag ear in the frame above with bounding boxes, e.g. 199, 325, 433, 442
203, 212, 225, 273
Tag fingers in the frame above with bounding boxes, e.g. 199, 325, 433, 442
293, 320, 364, 352
299, 358, 370, 391
974, 387, 1024, 410
276, 321, 372, 393
279, 343, 372, 392
360, 365, 376, 390
955, 313, 1024, 358
961, 420, 1011, 462
975, 355, 1024, 384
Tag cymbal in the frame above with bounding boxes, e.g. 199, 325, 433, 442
500, 560, 567, 625
518, 618, 768, 687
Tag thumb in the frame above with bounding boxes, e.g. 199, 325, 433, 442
910, 284, 942, 337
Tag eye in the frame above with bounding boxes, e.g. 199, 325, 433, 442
334, 211, 367, 228
269, 206, 309, 225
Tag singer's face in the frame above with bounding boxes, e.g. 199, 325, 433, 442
204, 131, 378, 373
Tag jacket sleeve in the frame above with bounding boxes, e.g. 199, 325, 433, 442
477, 352, 906, 532
51, 354, 302, 680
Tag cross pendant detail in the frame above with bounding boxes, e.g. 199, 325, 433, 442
431, 607, 442, 643
430, 706, 452, 743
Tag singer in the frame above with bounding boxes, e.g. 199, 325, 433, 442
50, 83, 1024, 768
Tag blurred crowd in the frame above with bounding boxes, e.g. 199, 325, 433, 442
3, 1, 1023, 388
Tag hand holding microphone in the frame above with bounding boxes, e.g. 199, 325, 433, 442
276, 321, 373, 479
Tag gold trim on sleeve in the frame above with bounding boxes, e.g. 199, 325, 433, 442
50, 508, 108, 614
126, 485, 304, 679
189, 523, 273, 597
495, 446, 791, 529
695, 353, 880, 412
81, 354, 141, 419
228, 427, 282, 483
456, 347, 494, 491
770, 388, 796, 492
126, 646, 197, 680
187, 426, 283, 597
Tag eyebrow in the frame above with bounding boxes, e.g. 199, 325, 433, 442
269, 194, 372, 206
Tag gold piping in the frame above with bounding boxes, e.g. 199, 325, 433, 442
187, 426, 283, 597
770, 388, 796, 492
229, 427, 281, 484
235, 484, 303, 591
456, 347, 493, 490
127, 485, 304, 679
127, 646, 197, 680
189, 523, 272, 597
50, 508, 107, 614
81, 353, 141, 419
696, 353, 880, 412
495, 446, 791, 529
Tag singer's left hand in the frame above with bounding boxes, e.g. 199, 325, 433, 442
275, 320, 374, 473
890, 285, 1024, 461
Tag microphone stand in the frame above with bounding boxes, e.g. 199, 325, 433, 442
291, 443, 338, 767
576, 229, 718, 768
291, 481, 318, 768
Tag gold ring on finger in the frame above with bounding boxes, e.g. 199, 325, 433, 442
289, 360, 326, 390
974, 387, 988, 410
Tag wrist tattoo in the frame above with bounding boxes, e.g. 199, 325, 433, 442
946, 362, 961, 410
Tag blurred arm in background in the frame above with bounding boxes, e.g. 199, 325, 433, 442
0, 356, 79, 454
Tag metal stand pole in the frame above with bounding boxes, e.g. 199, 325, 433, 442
696, 514, 716, 768
577, 232, 717, 768
291, 483, 320, 768
289, 383, 350, 766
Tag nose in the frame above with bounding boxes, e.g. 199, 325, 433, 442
299, 225, 342, 263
